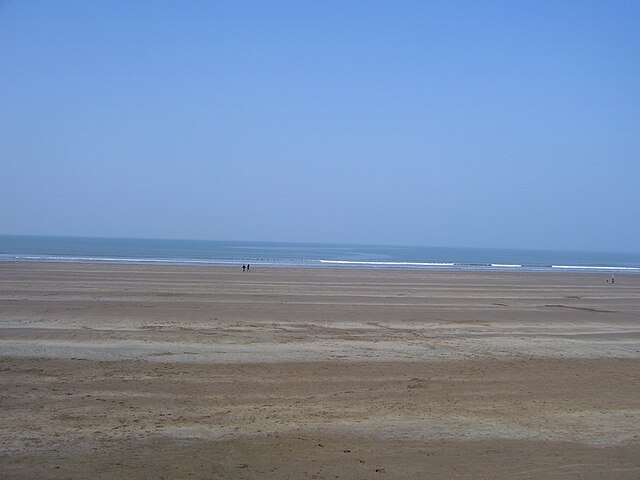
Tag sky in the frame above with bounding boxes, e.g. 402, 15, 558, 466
1, 1, 639, 252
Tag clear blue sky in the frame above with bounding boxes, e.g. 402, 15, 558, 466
1, 1, 638, 251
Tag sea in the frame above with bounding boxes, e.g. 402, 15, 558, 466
0, 235, 639, 274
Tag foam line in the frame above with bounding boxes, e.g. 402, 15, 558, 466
552, 265, 640, 271
319, 260, 455, 266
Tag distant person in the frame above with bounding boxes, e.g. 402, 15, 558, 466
242, 265, 246, 272
611, 275, 615, 284
247, 264, 250, 272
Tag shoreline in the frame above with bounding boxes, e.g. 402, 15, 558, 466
3, 256, 639, 273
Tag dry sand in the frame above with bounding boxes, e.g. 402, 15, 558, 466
1, 262, 639, 479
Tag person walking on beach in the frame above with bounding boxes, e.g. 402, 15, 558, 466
247, 264, 250, 272
242, 265, 246, 272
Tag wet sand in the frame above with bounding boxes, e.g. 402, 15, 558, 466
1, 262, 639, 478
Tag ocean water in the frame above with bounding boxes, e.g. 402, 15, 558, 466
0, 235, 639, 273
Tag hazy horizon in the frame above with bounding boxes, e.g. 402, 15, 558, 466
2, 232, 639, 256
2, 1, 639, 253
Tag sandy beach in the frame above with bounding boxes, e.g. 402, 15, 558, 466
1, 262, 639, 479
